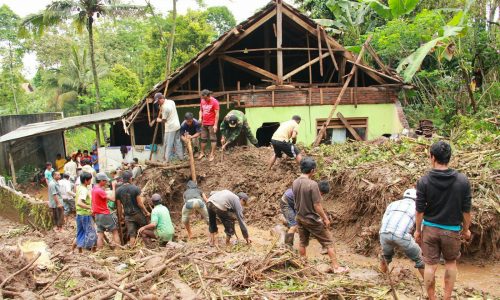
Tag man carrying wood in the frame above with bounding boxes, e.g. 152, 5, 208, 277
155, 92, 183, 162
414, 141, 472, 300
293, 157, 349, 274
198, 89, 219, 162
269, 115, 303, 169
220, 110, 258, 151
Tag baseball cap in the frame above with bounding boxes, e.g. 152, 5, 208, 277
237, 192, 249, 202
154, 92, 164, 104
201, 89, 211, 96
96, 173, 110, 181
151, 193, 162, 203
403, 188, 417, 200
228, 115, 238, 127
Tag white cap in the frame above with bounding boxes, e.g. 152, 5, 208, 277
403, 188, 417, 200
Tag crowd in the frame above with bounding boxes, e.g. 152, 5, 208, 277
40, 86, 471, 300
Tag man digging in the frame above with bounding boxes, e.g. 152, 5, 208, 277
269, 115, 303, 169
293, 157, 349, 274
182, 180, 209, 240
220, 110, 258, 151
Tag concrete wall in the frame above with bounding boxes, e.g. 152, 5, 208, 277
0, 113, 64, 176
245, 103, 405, 144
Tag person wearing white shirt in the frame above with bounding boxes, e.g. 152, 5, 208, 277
59, 173, 76, 221
154, 92, 183, 162
64, 157, 77, 180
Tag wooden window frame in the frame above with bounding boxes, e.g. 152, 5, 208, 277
316, 117, 368, 141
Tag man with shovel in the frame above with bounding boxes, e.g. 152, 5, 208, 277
220, 110, 258, 150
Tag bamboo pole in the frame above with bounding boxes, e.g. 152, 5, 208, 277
186, 138, 196, 182
313, 35, 372, 146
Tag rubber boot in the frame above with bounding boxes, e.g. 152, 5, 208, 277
284, 233, 294, 248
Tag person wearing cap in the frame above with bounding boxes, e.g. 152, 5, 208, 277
205, 190, 251, 245
269, 115, 303, 169
138, 194, 175, 244
182, 180, 209, 239
281, 180, 330, 248
379, 188, 424, 278
220, 110, 258, 151
115, 171, 150, 246
180, 112, 202, 151
294, 157, 349, 274
154, 92, 183, 162
198, 89, 220, 162
92, 172, 120, 249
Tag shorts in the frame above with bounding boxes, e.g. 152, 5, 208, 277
271, 139, 299, 158
296, 216, 333, 248
207, 202, 236, 237
280, 197, 297, 227
95, 213, 118, 233
125, 212, 148, 237
182, 198, 209, 224
380, 232, 424, 269
200, 125, 217, 142
51, 207, 64, 227
422, 225, 461, 264
63, 198, 75, 215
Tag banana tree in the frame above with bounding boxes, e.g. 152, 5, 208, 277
361, 0, 419, 19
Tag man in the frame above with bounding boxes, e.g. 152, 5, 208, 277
47, 171, 64, 232
293, 157, 349, 274
198, 89, 219, 162
138, 194, 175, 245
59, 173, 76, 221
414, 141, 472, 300
182, 180, 209, 239
44, 162, 54, 185
81, 159, 96, 185
55, 154, 66, 173
92, 173, 120, 249
281, 180, 330, 248
75, 172, 97, 251
220, 110, 258, 150
269, 115, 303, 169
155, 92, 183, 162
82, 150, 92, 163
206, 190, 250, 245
64, 156, 77, 180
131, 158, 142, 179
180, 112, 202, 151
379, 188, 424, 278
91, 150, 99, 172
115, 171, 150, 246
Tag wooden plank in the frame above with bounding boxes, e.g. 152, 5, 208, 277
95, 124, 101, 148
185, 138, 196, 182
272, 90, 275, 106
306, 34, 312, 84
282, 52, 330, 81
347, 60, 395, 83
308, 88, 312, 105
197, 62, 201, 94
320, 88, 323, 104
130, 124, 136, 148
223, 9, 276, 50
322, 28, 339, 71
226, 94, 229, 109
8, 150, 16, 187
313, 35, 372, 146
317, 25, 323, 77
354, 69, 358, 108
218, 58, 225, 91
220, 47, 340, 54
221, 55, 278, 81
337, 112, 362, 141
366, 43, 391, 75
276, 0, 283, 84
208, 29, 236, 57
338, 56, 346, 84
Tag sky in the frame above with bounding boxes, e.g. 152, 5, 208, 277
0, 0, 276, 78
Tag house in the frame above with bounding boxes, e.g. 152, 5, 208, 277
122, 0, 409, 147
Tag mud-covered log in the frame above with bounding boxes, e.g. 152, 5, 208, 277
144, 160, 190, 170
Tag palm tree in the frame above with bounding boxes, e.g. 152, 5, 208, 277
20, 0, 144, 111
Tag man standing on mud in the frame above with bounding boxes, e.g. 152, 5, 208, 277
269, 115, 303, 169
155, 92, 183, 162
293, 157, 349, 274
92, 173, 121, 249
115, 171, 150, 246
414, 141, 472, 300
198, 89, 219, 162
48, 171, 64, 232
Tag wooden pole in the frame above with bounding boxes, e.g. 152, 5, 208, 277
218, 58, 225, 92
8, 150, 16, 187
317, 25, 323, 77
95, 124, 101, 148
186, 138, 196, 182
197, 62, 201, 94
144, 161, 189, 170
306, 34, 312, 84
322, 28, 339, 70
337, 112, 362, 141
130, 124, 136, 148
313, 35, 372, 146
276, 0, 283, 84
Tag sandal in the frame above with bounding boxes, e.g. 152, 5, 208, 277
208, 155, 215, 162
197, 153, 205, 160
332, 266, 350, 274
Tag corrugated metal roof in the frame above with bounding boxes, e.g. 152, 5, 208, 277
0, 109, 126, 143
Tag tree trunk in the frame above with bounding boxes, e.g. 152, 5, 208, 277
164, 0, 177, 82
8, 42, 19, 114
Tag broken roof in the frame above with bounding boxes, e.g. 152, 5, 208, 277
0, 109, 126, 143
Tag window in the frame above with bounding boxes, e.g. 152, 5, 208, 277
316, 117, 368, 144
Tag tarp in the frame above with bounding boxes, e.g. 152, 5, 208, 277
0, 109, 126, 143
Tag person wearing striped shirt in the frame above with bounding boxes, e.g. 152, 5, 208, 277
379, 188, 424, 277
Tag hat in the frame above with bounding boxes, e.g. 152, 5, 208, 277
154, 92, 164, 104
151, 193, 162, 203
201, 89, 211, 96
403, 188, 417, 200
228, 115, 238, 127
237, 192, 249, 202
96, 173, 110, 181
121, 171, 133, 181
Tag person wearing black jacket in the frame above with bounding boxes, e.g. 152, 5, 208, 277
414, 141, 472, 300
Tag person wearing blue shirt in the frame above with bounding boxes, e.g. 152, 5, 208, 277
180, 112, 202, 152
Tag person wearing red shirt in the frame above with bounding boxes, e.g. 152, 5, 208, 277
198, 89, 220, 162
92, 173, 120, 249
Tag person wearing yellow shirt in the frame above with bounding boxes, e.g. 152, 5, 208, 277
55, 153, 67, 173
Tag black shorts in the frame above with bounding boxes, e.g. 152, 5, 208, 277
95, 213, 118, 233
125, 212, 148, 237
271, 139, 300, 158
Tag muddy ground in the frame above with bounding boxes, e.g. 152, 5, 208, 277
2, 146, 498, 299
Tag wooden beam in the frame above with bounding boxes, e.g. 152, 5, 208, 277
220, 47, 342, 54
306, 34, 312, 84
313, 35, 372, 146
8, 150, 16, 187
316, 25, 323, 77
95, 124, 101, 147
197, 63, 201, 94
276, 0, 283, 84
130, 124, 136, 148
272, 90, 275, 106
221, 55, 278, 81
282, 52, 330, 81
208, 29, 236, 57
224, 9, 276, 50
218, 58, 225, 91
337, 112, 362, 141
322, 28, 339, 71
320, 88, 324, 104
366, 43, 391, 75
347, 60, 395, 83
338, 56, 346, 84
354, 68, 358, 108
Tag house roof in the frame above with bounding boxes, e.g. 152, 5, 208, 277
123, 0, 402, 120
0, 109, 126, 143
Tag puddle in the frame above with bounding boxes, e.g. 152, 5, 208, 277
18, 240, 54, 269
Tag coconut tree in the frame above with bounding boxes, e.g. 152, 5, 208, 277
19, 0, 145, 111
